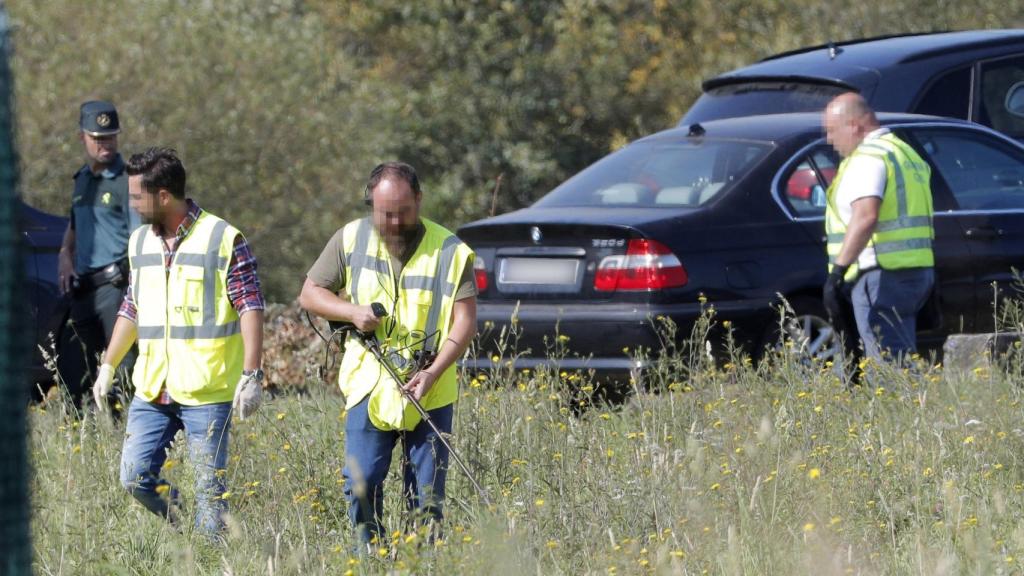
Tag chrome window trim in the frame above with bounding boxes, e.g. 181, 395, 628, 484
770, 121, 1024, 222
770, 138, 837, 222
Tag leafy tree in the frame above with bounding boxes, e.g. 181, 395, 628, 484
8, 0, 1023, 300
9, 0, 393, 299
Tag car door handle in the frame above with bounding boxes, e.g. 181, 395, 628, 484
964, 227, 1003, 240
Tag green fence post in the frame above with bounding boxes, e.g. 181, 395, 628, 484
0, 1, 31, 574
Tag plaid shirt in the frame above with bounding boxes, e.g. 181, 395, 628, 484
118, 199, 265, 321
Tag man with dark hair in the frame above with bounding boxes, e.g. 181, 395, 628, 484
822, 93, 935, 363
299, 161, 477, 548
93, 147, 265, 536
56, 100, 140, 407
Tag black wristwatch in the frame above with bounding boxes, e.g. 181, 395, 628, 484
243, 368, 265, 383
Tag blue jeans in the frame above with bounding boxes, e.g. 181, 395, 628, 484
851, 267, 935, 362
119, 396, 231, 536
342, 397, 453, 545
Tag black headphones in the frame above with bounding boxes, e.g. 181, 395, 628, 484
363, 162, 421, 207
364, 163, 386, 207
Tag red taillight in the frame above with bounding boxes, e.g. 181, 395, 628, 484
786, 168, 817, 200
594, 239, 687, 292
474, 258, 488, 292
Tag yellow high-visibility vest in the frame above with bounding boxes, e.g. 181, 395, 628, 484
825, 132, 935, 282
129, 211, 244, 405
338, 217, 474, 431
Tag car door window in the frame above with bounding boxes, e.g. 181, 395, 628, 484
913, 67, 971, 120
912, 129, 1024, 211
977, 56, 1024, 138
779, 146, 838, 218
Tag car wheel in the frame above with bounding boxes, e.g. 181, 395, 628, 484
763, 297, 846, 362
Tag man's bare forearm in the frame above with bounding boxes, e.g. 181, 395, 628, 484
427, 297, 477, 376
102, 316, 137, 367
835, 197, 880, 268
298, 277, 357, 321
58, 224, 77, 294
60, 223, 75, 259
240, 309, 264, 372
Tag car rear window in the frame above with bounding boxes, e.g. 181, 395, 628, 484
682, 81, 847, 124
534, 138, 772, 208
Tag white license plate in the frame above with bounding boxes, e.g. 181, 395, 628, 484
498, 258, 580, 285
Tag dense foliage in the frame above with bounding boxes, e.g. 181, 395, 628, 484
8, 0, 1020, 299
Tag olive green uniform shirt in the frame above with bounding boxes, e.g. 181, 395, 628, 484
307, 221, 477, 300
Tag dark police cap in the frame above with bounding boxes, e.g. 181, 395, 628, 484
79, 100, 120, 136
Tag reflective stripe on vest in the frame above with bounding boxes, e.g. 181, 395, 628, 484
336, 217, 474, 430
136, 324, 242, 340
423, 235, 462, 354
129, 212, 245, 406
825, 133, 934, 281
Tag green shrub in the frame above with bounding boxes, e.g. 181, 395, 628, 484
10, 0, 1021, 300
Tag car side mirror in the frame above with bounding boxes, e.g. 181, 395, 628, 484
1006, 81, 1024, 119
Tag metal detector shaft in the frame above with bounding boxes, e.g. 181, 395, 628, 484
355, 331, 492, 507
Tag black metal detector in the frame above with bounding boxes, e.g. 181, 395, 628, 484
327, 304, 492, 507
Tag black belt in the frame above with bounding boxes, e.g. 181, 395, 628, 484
74, 259, 128, 293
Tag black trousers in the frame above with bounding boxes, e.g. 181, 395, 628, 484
56, 282, 135, 408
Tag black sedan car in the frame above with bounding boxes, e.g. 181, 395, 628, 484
459, 113, 1024, 376
681, 30, 1024, 141
21, 200, 66, 389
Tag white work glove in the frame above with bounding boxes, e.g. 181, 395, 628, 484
92, 363, 115, 411
232, 371, 263, 420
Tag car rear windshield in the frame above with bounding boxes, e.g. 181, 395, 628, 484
681, 81, 847, 124
534, 138, 772, 208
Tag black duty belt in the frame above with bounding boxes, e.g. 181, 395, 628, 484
74, 259, 128, 293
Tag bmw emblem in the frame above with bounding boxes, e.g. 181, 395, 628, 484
530, 226, 542, 244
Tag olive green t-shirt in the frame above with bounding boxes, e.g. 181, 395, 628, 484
306, 222, 477, 300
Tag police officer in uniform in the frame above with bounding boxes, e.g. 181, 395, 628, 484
57, 101, 140, 407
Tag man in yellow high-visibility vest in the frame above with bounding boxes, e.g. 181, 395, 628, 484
822, 93, 935, 362
92, 148, 265, 536
299, 162, 477, 547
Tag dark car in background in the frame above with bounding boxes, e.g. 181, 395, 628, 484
21, 200, 66, 389
459, 113, 1024, 377
681, 30, 1024, 140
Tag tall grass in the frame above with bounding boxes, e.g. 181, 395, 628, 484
30, 303, 1024, 575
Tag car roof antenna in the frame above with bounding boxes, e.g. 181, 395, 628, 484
827, 42, 842, 60
688, 123, 705, 137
